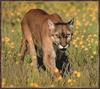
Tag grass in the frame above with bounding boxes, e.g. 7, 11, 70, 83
1, 1, 99, 88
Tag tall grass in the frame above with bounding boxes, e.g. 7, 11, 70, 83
1, 1, 99, 88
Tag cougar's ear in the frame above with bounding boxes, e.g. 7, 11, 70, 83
67, 18, 74, 29
48, 19, 55, 30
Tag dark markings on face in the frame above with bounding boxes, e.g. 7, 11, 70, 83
52, 23, 73, 49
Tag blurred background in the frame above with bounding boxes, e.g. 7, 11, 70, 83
1, 1, 99, 88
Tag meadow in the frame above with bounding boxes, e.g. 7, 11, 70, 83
1, 1, 99, 88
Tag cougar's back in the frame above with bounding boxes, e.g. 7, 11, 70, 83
21, 9, 62, 47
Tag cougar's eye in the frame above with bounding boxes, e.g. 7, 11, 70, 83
52, 34, 54, 36
67, 34, 70, 36
66, 34, 71, 38
55, 33, 58, 36
55, 33, 60, 38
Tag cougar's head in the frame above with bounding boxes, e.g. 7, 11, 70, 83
48, 18, 74, 50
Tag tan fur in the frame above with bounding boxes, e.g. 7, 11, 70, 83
19, 9, 73, 80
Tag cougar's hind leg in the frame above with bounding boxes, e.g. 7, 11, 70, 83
26, 40, 37, 67
19, 38, 28, 62
21, 24, 37, 68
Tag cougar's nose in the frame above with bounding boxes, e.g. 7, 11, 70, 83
60, 40, 67, 47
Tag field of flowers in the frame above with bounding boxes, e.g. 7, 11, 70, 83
1, 1, 99, 88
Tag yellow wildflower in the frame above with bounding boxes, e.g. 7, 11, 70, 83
73, 71, 81, 78
17, 18, 20, 22
76, 20, 81, 27
86, 38, 89, 42
72, 40, 77, 45
10, 43, 15, 49
74, 31, 78, 35
15, 61, 19, 64
11, 45, 15, 49
11, 29, 15, 33
75, 45, 78, 48
10, 12, 14, 16
4, 37, 10, 43
84, 21, 89, 26
79, 41, 83, 45
82, 14, 86, 18
2, 38, 4, 42
77, 72, 81, 78
80, 45, 85, 49
90, 38, 94, 43
91, 56, 94, 59
70, 7, 76, 12
88, 43, 91, 46
17, 12, 20, 16
82, 18, 86, 22
73, 12, 77, 16
84, 48, 88, 51
70, 82, 73, 86
68, 79, 72, 83
11, 42, 14, 46
2, 78, 6, 87
18, 53, 22, 57
90, 14, 93, 17
9, 55, 12, 57
73, 70, 78, 75
81, 35, 84, 38
89, 23, 92, 26
83, 30, 86, 33
8, 51, 11, 54
9, 84, 14, 88
92, 16, 96, 22
77, 9, 80, 12
88, 34, 92, 38
51, 85, 55, 87
66, 14, 69, 17
93, 34, 97, 37
93, 51, 96, 55
31, 83, 39, 87
89, 46, 92, 49
76, 37, 79, 40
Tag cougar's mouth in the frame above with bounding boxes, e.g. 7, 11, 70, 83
58, 44, 69, 50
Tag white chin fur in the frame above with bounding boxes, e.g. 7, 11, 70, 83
58, 44, 69, 49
